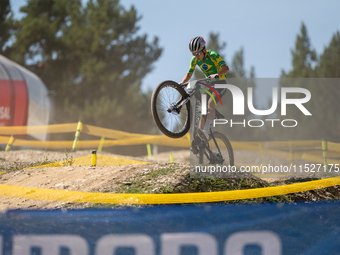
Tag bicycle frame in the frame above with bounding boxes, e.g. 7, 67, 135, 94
169, 79, 213, 115
182, 79, 227, 164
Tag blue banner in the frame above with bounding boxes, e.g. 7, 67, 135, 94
1, 202, 340, 254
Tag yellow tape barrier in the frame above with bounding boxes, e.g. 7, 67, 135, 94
1, 123, 340, 151
0, 123, 78, 135
82, 124, 143, 139
0, 123, 159, 139
230, 140, 323, 152
25, 155, 150, 169
0, 135, 189, 149
0, 123, 190, 149
2, 123, 340, 165
0, 176, 339, 204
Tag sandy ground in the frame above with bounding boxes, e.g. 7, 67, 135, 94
0, 149, 192, 211
0, 148, 317, 211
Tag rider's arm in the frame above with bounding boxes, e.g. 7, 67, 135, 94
180, 57, 196, 84
217, 65, 229, 77
180, 73, 192, 84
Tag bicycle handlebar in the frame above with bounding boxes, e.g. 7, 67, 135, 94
180, 76, 220, 88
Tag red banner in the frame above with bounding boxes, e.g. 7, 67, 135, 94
0, 79, 28, 137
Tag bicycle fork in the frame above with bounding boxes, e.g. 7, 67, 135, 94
167, 95, 191, 114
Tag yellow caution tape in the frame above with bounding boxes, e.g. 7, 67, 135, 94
230, 140, 322, 152
25, 155, 150, 169
82, 124, 143, 139
328, 142, 340, 153
0, 135, 190, 150
2, 123, 340, 166
3, 139, 74, 149
0, 176, 339, 204
0, 123, 78, 135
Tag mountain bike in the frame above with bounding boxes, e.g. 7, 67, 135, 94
151, 78, 234, 166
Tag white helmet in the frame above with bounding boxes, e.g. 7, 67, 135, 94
189, 36, 206, 52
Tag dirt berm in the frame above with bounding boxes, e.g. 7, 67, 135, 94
0, 149, 339, 211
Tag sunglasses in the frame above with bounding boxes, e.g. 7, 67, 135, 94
192, 51, 203, 57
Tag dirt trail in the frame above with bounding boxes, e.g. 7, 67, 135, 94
1, 149, 337, 211
0, 149, 190, 211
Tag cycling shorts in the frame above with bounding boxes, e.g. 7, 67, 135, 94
208, 80, 227, 104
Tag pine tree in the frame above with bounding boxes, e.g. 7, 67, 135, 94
230, 47, 246, 78
279, 23, 340, 142
6, 0, 162, 134
317, 31, 340, 77
0, 0, 13, 55
281, 22, 317, 78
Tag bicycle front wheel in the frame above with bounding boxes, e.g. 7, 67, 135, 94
151, 80, 190, 138
203, 131, 234, 166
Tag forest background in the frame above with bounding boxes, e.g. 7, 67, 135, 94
1, 0, 340, 152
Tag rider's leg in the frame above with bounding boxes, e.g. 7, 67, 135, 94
199, 84, 226, 137
199, 98, 215, 133
199, 117, 205, 129
204, 98, 215, 131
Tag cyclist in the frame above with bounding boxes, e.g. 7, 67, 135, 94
180, 36, 229, 150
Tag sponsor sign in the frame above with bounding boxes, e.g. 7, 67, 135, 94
0, 202, 339, 254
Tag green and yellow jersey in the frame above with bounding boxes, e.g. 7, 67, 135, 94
188, 50, 227, 79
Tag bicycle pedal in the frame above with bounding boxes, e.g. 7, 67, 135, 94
196, 129, 209, 144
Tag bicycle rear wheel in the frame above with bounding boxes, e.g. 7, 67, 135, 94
202, 131, 234, 166
151, 80, 190, 138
